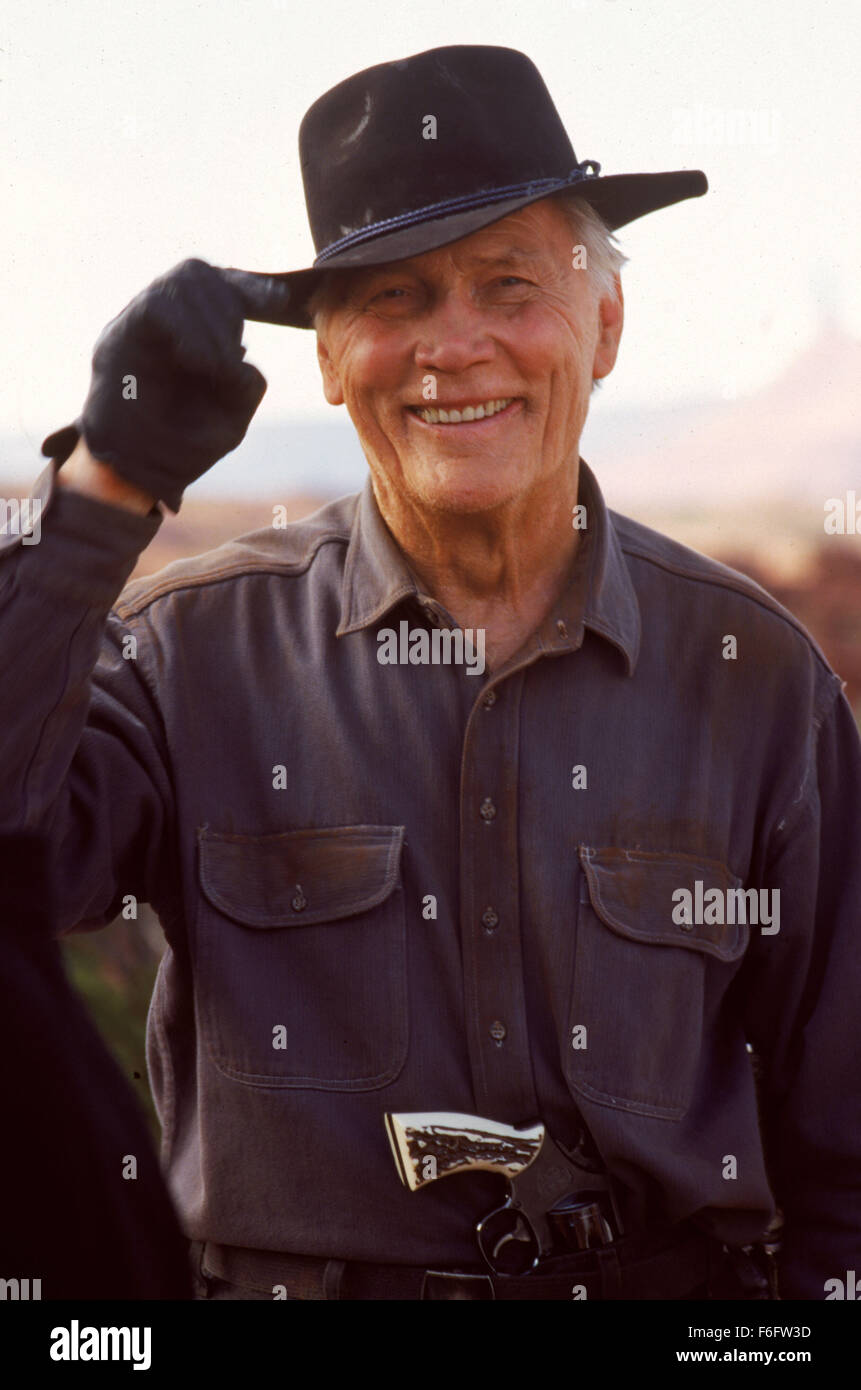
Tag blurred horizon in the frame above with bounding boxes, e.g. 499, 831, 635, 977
5, 305, 859, 573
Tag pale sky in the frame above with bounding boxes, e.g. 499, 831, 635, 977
2, 0, 859, 457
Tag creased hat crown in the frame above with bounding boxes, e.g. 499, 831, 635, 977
268, 45, 706, 325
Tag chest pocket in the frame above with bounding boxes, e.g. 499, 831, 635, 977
565, 845, 750, 1120
195, 824, 407, 1089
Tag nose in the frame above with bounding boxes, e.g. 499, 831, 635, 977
414, 289, 496, 375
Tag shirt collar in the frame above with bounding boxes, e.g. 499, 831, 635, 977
336, 459, 641, 676
336, 475, 419, 636
578, 457, 641, 675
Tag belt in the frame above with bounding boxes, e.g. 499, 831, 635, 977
195, 1223, 721, 1300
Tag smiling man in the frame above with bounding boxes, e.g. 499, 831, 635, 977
2, 45, 860, 1303
312, 198, 623, 670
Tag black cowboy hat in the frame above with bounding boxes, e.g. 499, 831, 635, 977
268, 44, 707, 328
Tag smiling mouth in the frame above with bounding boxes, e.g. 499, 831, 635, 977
408, 397, 521, 426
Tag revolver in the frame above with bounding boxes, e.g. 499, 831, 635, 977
385, 1110, 624, 1275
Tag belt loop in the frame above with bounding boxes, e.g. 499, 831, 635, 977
595, 1245, 623, 1299
323, 1259, 347, 1300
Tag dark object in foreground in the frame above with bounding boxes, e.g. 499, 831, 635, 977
0, 833, 191, 1299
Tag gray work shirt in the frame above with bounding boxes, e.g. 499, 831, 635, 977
1, 456, 859, 1300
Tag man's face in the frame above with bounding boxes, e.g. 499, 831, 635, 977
315, 198, 623, 518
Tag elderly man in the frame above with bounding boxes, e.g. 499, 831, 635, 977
2, 45, 860, 1303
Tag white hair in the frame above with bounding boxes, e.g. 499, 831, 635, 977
550, 193, 628, 298
307, 194, 626, 330
552, 194, 627, 394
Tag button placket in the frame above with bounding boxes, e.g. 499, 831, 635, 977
459, 669, 539, 1118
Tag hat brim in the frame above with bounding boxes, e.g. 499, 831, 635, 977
256, 169, 706, 329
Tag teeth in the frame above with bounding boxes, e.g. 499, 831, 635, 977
413, 397, 514, 425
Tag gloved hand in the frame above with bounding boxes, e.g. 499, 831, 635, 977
41, 259, 294, 513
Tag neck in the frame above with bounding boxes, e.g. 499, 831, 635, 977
371, 459, 583, 670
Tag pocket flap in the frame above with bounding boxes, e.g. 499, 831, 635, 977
198, 824, 405, 927
578, 845, 749, 960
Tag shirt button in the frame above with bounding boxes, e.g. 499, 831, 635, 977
482, 689, 497, 709
481, 907, 499, 932
556, 619, 568, 638
291, 885, 307, 912
679, 919, 694, 932
479, 798, 497, 822
489, 1020, 507, 1045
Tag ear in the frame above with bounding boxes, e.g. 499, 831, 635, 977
316, 333, 345, 407
592, 275, 624, 383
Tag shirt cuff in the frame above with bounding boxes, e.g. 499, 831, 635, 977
0, 460, 163, 607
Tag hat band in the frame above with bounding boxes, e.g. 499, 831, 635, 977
313, 160, 602, 264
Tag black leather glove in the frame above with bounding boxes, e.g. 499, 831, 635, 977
41, 259, 294, 513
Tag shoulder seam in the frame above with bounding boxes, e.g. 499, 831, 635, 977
770, 677, 843, 842
619, 537, 835, 678
115, 528, 350, 619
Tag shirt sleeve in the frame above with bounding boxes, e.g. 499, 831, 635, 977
741, 677, 861, 1300
0, 462, 177, 934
